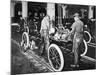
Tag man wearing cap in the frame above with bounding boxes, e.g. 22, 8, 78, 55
69, 13, 84, 68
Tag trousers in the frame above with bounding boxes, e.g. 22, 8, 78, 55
72, 34, 83, 65
40, 29, 49, 54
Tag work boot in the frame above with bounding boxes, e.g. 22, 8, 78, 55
70, 64, 79, 68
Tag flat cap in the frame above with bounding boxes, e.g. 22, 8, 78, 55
73, 13, 80, 17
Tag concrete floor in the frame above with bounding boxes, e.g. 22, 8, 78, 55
11, 32, 96, 75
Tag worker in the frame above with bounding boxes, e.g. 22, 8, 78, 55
39, 15, 50, 55
69, 13, 84, 68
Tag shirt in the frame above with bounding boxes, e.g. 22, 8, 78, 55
71, 20, 84, 38
40, 16, 50, 31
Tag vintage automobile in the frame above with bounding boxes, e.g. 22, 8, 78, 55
48, 27, 88, 71
20, 20, 88, 71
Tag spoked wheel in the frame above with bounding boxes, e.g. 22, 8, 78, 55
48, 44, 64, 71
80, 39, 88, 56
84, 31, 91, 43
21, 32, 29, 51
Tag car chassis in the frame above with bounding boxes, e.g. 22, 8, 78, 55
21, 25, 88, 71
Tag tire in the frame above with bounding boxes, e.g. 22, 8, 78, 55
48, 44, 64, 71
80, 39, 88, 56
84, 31, 91, 43
21, 32, 29, 50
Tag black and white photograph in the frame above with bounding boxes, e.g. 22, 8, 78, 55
11, 0, 96, 75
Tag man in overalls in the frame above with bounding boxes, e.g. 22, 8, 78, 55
40, 15, 50, 55
69, 13, 84, 68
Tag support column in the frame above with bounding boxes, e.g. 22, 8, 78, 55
57, 4, 63, 27
22, 1, 28, 18
66, 10, 69, 18
47, 3, 55, 21
11, 2, 15, 17
62, 5, 67, 19
88, 6, 93, 19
